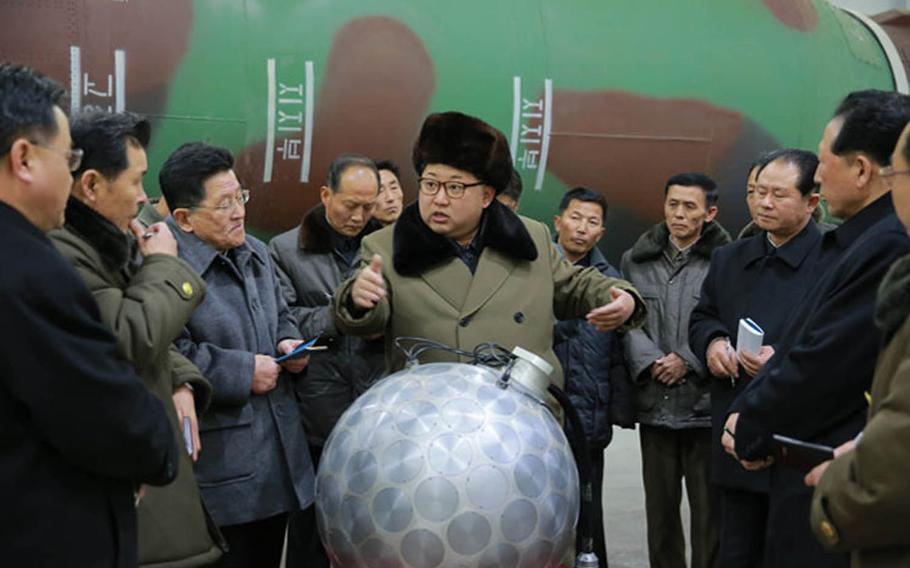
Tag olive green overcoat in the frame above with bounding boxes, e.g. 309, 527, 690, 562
334, 201, 644, 388
811, 255, 910, 568
50, 198, 224, 567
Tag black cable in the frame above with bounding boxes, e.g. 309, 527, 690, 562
547, 383, 597, 558
393, 336, 514, 368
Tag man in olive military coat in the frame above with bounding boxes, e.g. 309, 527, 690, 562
334, 112, 645, 385
50, 110, 224, 567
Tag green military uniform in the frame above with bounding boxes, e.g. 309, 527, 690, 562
811, 254, 910, 568
50, 198, 224, 567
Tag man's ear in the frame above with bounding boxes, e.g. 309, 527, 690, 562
320, 186, 332, 208
854, 154, 874, 190
7, 139, 35, 184
705, 205, 719, 223
75, 170, 104, 201
480, 186, 496, 208
172, 208, 194, 232
806, 192, 821, 213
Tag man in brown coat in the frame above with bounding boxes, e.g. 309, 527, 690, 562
334, 111, 645, 386
50, 111, 224, 566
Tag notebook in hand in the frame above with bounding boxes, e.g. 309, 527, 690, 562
736, 317, 764, 356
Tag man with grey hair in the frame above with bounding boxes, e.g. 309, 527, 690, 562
269, 153, 383, 568
161, 141, 313, 568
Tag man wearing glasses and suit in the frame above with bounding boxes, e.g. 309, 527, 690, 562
160, 142, 315, 568
334, 111, 646, 389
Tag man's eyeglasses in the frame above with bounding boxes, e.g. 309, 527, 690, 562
880, 166, 910, 179
418, 178, 485, 199
32, 141, 83, 172
194, 189, 250, 213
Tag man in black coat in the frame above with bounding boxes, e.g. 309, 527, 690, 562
722, 90, 910, 568
689, 149, 823, 567
0, 64, 176, 567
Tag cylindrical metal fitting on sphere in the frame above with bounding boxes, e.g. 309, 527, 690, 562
315, 362, 579, 567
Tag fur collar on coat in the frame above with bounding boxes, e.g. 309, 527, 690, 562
297, 203, 382, 253
63, 196, 133, 271
628, 219, 731, 263
392, 199, 537, 276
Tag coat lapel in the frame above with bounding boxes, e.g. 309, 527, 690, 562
419, 258, 473, 311
462, 247, 514, 316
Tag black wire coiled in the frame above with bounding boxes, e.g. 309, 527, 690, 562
394, 336, 515, 368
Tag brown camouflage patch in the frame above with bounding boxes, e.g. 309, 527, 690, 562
763, 0, 818, 32
240, 16, 433, 235
0, 0, 192, 117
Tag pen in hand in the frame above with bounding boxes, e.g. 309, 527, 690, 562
725, 337, 736, 387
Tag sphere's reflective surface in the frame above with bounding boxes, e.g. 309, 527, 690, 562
316, 363, 578, 567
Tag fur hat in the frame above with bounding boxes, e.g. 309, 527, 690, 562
412, 111, 513, 194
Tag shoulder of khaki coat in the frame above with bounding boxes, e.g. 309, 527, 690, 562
333, 228, 392, 336
170, 346, 213, 414
811, 315, 910, 553
536, 220, 645, 331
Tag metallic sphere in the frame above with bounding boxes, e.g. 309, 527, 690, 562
315, 362, 579, 567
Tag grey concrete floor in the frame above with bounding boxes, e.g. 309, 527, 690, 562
603, 427, 691, 568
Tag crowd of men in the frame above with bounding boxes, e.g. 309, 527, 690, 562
3, 61, 910, 568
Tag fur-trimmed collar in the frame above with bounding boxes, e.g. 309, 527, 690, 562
875, 253, 910, 345
64, 196, 133, 271
629, 220, 731, 263
393, 199, 537, 276
297, 203, 382, 253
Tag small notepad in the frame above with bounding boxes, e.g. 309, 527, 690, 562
736, 317, 764, 356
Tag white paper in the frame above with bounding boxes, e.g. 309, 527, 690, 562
736, 317, 764, 356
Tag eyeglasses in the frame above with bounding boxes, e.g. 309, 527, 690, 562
32, 141, 83, 172
194, 189, 250, 213
418, 178, 485, 199
880, 166, 910, 178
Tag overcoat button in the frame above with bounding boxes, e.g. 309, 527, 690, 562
819, 520, 839, 545
514, 312, 525, 323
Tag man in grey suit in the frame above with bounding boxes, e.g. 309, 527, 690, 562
160, 141, 315, 568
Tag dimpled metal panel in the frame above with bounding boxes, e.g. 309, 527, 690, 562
315, 362, 578, 567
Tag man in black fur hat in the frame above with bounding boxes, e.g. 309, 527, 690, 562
333, 111, 645, 389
